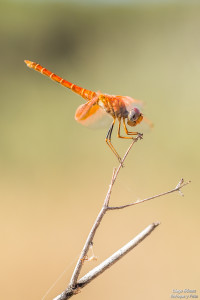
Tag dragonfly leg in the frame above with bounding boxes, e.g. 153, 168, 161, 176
117, 119, 135, 139
105, 119, 122, 163
119, 118, 143, 139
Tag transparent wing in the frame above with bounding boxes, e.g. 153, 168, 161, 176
116, 95, 143, 110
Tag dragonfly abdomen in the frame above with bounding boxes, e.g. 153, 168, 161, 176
24, 60, 96, 101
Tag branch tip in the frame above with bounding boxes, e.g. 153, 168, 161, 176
153, 221, 161, 226
175, 178, 191, 197
176, 178, 184, 189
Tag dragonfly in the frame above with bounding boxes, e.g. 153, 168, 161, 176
24, 60, 147, 163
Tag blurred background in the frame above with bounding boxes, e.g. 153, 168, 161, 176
0, 0, 199, 299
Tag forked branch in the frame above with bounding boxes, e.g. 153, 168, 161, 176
53, 136, 190, 300
54, 222, 159, 300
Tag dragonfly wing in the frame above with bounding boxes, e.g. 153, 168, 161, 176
116, 96, 143, 110
75, 100, 112, 128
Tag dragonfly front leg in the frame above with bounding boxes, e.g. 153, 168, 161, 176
117, 118, 136, 139
121, 118, 143, 139
105, 119, 122, 163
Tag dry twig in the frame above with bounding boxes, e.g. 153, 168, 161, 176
53, 136, 190, 300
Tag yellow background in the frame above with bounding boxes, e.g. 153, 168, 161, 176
0, 1, 199, 299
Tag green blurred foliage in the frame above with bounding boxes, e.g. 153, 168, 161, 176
0, 2, 199, 300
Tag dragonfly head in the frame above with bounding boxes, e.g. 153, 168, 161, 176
127, 107, 143, 127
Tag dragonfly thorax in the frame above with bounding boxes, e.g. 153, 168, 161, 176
98, 94, 129, 119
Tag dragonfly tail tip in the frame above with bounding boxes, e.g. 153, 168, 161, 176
24, 60, 33, 68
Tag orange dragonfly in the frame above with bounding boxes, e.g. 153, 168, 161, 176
24, 60, 146, 163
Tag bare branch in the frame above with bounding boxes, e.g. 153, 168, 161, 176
68, 136, 142, 289
52, 136, 190, 300
78, 222, 160, 287
108, 178, 191, 210
53, 222, 160, 300
69, 205, 107, 288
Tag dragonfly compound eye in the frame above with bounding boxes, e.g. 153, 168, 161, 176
127, 108, 143, 127
128, 107, 140, 122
